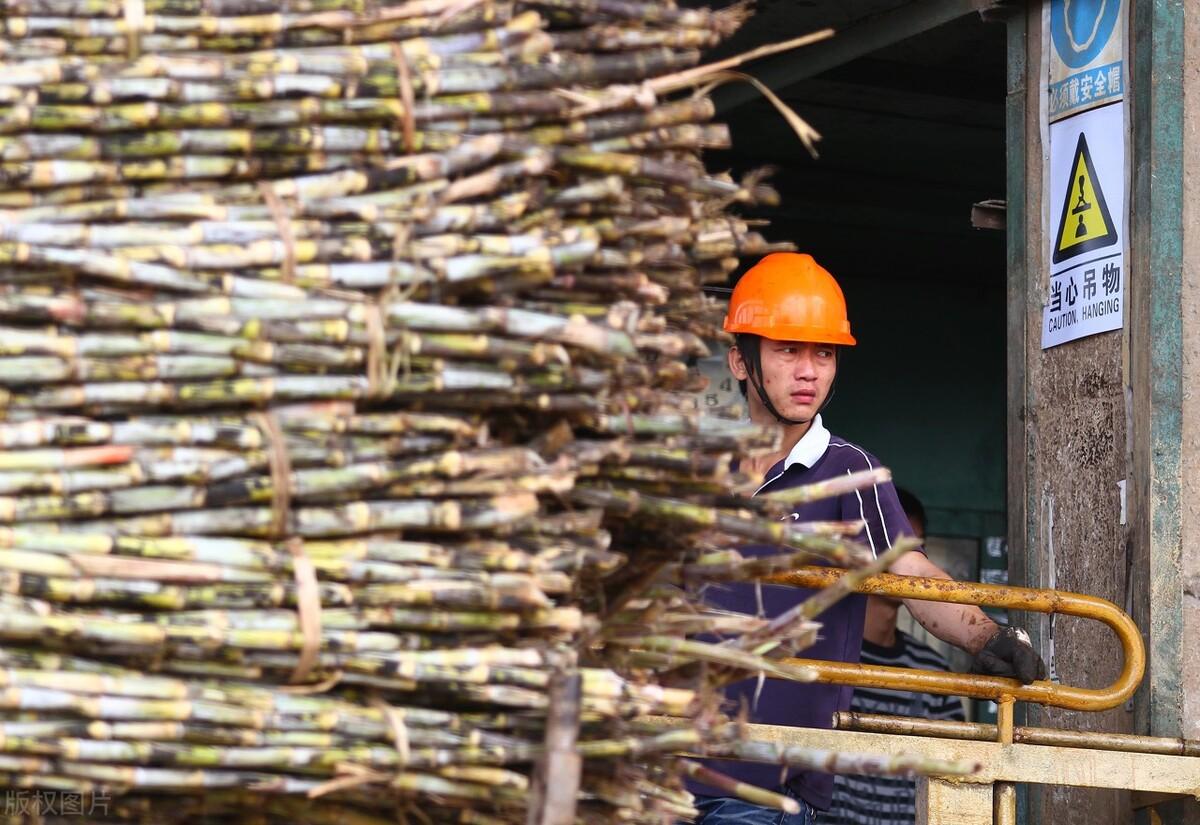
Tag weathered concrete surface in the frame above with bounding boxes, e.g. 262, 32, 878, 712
1024, 301, 1131, 825
1012, 6, 1131, 823
1006, 1, 1200, 821
1181, 0, 1200, 748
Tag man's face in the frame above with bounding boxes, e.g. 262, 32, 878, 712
729, 339, 837, 423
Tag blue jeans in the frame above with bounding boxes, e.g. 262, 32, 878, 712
693, 791, 816, 825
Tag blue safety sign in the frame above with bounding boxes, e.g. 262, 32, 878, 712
1051, 0, 1121, 69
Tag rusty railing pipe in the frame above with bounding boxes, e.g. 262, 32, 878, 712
834, 712, 1200, 757
766, 568, 1144, 712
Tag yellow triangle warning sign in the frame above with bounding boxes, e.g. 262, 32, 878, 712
1053, 132, 1118, 264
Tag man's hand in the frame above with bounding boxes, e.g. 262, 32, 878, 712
972, 626, 1047, 684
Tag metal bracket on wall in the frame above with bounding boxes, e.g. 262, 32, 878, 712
972, 199, 1008, 231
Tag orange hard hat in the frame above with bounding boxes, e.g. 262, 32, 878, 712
723, 252, 856, 346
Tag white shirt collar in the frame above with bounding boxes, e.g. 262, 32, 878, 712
782, 414, 830, 470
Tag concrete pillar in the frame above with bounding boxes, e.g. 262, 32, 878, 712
1008, 4, 1130, 823
1128, 1, 1200, 821
1128, 0, 1200, 746
1012, 0, 1200, 822
1182, 0, 1200, 748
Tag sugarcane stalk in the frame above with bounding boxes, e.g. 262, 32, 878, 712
572, 487, 874, 566
607, 636, 817, 683
15, 47, 689, 105
679, 760, 800, 814
674, 549, 846, 583
725, 741, 981, 779
759, 467, 893, 505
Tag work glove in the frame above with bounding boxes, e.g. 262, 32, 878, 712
972, 626, 1047, 684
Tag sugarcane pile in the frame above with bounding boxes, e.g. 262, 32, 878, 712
0, 1, 910, 823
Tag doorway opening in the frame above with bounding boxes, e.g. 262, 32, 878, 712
690, 1, 1009, 711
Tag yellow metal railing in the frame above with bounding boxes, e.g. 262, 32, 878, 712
643, 568, 1198, 822
767, 567, 1145, 711
643, 565, 1195, 825
747, 567, 1156, 823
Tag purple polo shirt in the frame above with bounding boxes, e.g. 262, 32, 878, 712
695, 415, 917, 811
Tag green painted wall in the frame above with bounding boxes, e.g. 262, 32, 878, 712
823, 274, 1008, 538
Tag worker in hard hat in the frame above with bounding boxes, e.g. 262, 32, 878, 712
692, 253, 1045, 825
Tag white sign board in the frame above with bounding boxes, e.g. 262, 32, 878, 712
1048, 0, 1125, 122
1042, 103, 1124, 348
1041, 0, 1126, 350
